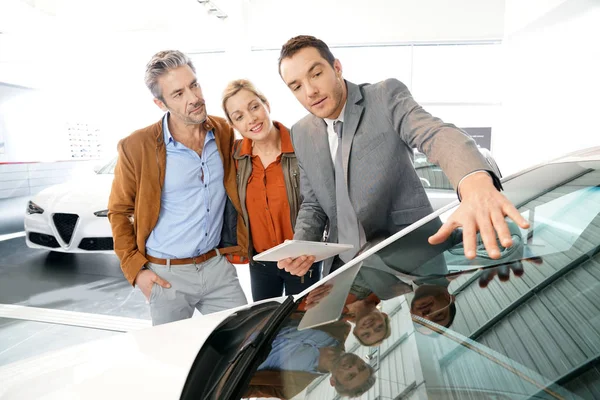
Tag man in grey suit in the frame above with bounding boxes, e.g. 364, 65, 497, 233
277, 35, 529, 277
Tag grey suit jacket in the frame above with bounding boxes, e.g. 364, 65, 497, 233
291, 79, 500, 275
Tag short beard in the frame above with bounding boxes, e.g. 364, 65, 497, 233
325, 78, 345, 119
162, 97, 206, 126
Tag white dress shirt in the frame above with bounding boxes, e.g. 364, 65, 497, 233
324, 103, 347, 162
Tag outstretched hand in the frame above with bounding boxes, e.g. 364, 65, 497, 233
429, 172, 529, 259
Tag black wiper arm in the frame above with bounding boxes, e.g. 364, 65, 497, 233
218, 295, 298, 400
201, 329, 266, 400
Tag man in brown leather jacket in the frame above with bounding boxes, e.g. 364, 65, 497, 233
108, 50, 248, 325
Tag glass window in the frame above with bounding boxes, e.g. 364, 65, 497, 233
414, 151, 453, 190
364, 161, 600, 278
299, 158, 600, 399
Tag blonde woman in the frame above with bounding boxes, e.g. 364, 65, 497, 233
222, 80, 320, 300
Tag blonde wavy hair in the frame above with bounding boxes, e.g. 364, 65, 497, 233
221, 79, 269, 124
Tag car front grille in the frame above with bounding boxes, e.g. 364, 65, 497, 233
78, 237, 114, 251
52, 213, 79, 245
29, 232, 60, 248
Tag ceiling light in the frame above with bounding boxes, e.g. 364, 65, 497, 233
195, 0, 228, 19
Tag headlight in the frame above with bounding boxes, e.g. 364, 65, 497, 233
26, 201, 44, 215
94, 209, 109, 217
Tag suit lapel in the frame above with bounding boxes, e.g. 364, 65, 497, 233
342, 81, 365, 183
309, 117, 336, 204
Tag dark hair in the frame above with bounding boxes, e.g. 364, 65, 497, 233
410, 294, 456, 329
278, 35, 336, 73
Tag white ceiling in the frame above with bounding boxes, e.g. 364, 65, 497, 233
0, 0, 506, 88
1, 0, 223, 33
1, 0, 506, 44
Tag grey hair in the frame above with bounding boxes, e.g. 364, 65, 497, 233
334, 363, 376, 398
144, 50, 196, 101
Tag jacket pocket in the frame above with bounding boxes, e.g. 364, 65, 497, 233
390, 205, 432, 226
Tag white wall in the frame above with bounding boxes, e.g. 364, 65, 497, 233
241, 43, 503, 136
0, 0, 507, 158
248, 0, 505, 48
497, 0, 600, 175
0, 0, 508, 199
0, 84, 68, 163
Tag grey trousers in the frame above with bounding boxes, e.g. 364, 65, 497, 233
147, 255, 247, 326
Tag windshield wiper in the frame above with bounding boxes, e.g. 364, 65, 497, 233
216, 295, 298, 400
180, 300, 283, 400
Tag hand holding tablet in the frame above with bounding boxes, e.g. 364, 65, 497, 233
253, 240, 354, 263
254, 240, 354, 278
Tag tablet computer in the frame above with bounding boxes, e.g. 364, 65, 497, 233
253, 240, 354, 263
298, 261, 363, 330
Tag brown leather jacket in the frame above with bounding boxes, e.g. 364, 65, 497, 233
108, 116, 248, 285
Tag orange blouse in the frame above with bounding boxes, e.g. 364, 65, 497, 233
240, 123, 295, 253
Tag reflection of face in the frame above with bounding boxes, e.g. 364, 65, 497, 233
330, 353, 371, 393
411, 285, 453, 327
279, 47, 346, 119
225, 89, 274, 142
354, 310, 386, 345
154, 65, 207, 125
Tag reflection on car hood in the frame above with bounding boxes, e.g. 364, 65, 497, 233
0, 310, 236, 400
32, 175, 114, 212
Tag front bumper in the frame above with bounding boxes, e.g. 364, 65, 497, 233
25, 211, 114, 254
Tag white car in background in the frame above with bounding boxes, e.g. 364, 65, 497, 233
24, 158, 116, 253
23, 149, 501, 254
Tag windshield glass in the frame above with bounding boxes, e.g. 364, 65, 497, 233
361, 161, 600, 278
232, 160, 600, 399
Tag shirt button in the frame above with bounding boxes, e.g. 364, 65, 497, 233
204, 184, 207, 188
205, 233, 208, 237
207, 208, 210, 212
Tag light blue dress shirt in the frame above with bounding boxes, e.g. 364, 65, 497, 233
257, 324, 340, 374
145, 113, 226, 259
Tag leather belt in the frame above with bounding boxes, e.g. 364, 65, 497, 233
146, 249, 219, 266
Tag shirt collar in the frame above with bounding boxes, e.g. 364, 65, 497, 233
163, 112, 214, 147
162, 112, 174, 146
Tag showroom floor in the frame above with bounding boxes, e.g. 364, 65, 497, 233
0, 196, 252, 368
